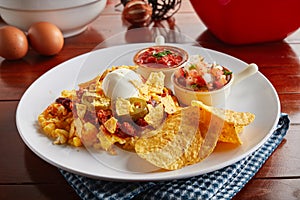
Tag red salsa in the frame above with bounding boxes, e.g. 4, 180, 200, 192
135, 46, 185, 68
173, 55, 232, 92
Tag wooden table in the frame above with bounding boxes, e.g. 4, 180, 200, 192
1, 1, 299, 199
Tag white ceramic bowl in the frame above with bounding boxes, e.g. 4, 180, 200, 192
134, 45, 188, 88
172, 63, 259, 106
0, 0, 107, 38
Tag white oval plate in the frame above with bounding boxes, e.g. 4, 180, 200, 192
16, 43, 280, 181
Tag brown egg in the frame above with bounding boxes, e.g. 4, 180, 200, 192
0, 26, 28, 60
28, 22, 64, 56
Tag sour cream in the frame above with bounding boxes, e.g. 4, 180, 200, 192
102, 68, 142, 100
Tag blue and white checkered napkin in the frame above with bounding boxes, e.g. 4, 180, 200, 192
60, 113, 290, 200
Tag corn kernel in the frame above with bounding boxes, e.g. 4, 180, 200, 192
72, 137, 82, 147
55, 129, 69, 138
43, 123, 56, 135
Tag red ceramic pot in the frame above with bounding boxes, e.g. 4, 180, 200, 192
190, 0, 300, 45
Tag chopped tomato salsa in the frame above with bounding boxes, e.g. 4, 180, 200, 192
135, 46, 184, 68
173, 55, 232, 91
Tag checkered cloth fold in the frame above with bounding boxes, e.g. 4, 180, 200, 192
60, 113, 289, 200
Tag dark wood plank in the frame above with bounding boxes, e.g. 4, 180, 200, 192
233, 179, 300, 200
0, 184, 80, 200
197, 33, 300, 67
255, 125, 300, 178
0, 101, 68, 184
279, 94, 300, 123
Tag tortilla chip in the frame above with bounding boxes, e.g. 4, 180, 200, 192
145, 72, 165, 94
135, 106, 200, 170
61, 90, 76, 99
115, 97, 131, 116
104, 117, 118, 134
191, 100, 255, 144
224, 110, 255, 126
95, 126, 116, 154
130, 80, 151, 100
144, 103, 165, 129
76, 103, 87, 119
161, 95, 179, 114
81, 122, 98, 146
135, 106, 223, 170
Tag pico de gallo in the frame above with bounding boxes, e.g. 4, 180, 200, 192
134, 46, 187, 68
173, 55, 232, 92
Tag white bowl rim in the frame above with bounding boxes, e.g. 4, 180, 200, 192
0, 0, 104, 11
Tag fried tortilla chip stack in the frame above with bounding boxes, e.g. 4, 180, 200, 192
135, 101, 255, 170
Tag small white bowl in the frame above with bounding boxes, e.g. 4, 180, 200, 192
0, 0, 107, 38
172, 63, 259, 106
134, 45, 188, 88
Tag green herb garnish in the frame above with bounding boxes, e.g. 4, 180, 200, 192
190, 84, 199, 90
189, 64, 197, 70
223, 69, 233, 75
153, 50, 172, 58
